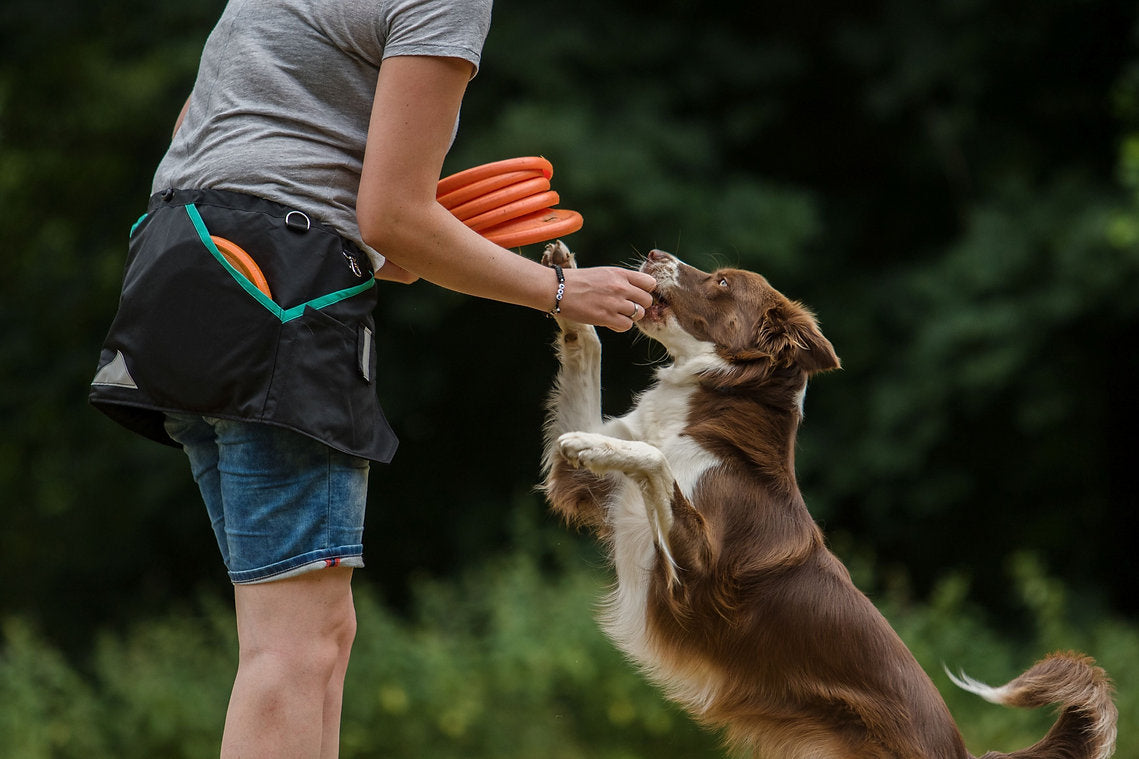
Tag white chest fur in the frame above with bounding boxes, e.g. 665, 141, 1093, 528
602, 348, 726, 491
597, 360, 725, 710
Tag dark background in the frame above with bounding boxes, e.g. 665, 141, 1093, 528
2, 0, 1137, 654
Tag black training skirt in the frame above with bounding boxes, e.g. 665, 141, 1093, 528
90, 188, 398, 463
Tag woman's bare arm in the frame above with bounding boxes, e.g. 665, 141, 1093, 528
356, 55, 654, 331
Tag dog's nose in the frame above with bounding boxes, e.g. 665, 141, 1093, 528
648, 249, 672, 262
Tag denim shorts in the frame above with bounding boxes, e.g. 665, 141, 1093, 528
164, 414, 369, 584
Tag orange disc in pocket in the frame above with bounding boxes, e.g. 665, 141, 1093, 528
211, 236, 272, 299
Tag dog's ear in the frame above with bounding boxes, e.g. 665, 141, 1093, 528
754, 302, 840, 374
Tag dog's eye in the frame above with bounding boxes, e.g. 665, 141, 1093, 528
718, 277, 729, 288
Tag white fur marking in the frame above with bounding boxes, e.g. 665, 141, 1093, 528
944, 666, 1008, 704
588, 370, 725, 707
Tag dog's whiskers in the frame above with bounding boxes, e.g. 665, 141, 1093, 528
632, 340, 669, 368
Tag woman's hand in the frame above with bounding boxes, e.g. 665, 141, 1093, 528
552, 265, 656, 332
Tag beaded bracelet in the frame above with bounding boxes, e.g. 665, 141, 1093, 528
550, 264, 565, 315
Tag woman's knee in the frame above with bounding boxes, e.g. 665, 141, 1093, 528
327, 598, 357, 662
235, 567, 358, 670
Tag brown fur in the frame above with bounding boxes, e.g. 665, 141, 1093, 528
541, 244, 1117, 759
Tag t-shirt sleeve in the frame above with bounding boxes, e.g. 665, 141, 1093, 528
382, 0, 493, 73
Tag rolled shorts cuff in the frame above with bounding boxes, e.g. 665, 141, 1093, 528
230, 547, 365, 585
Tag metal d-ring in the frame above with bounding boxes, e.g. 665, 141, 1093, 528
285, 210, 311, 232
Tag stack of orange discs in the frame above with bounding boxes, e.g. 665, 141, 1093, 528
437, 156, 584, 248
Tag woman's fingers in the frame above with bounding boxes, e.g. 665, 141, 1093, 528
559, 267, 656, 331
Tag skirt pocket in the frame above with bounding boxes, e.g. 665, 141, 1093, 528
268, 305, 396, 462
110, 203, 283, 413
94, 190, 396, 462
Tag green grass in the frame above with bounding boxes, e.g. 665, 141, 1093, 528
2, 531, 1133, 758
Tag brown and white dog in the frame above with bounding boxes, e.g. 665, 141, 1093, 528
540, 241, 1116, 759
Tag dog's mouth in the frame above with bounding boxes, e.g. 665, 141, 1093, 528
638, 250, 679, 325
644, 291, 670, 322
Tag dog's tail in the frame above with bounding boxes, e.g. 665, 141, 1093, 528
946, 652, 1117, 759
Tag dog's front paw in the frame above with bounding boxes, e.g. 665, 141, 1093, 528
558, 431, 603, 470
542, 240, 599, 341
557, 431, 614, 472
558, 432, 666, 478
541, 240, 577, 269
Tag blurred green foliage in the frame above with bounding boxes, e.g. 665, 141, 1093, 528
2, 0, 1138, 753
1, 510, 1136, 758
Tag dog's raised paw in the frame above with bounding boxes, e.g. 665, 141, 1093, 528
541, 240, 577, 269
558, 432, 667, 478
557, 431, 610, 470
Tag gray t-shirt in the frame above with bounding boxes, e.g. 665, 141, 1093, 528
153, 0, 493, 269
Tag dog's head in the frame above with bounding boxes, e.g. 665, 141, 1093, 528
638, 250, 840, 388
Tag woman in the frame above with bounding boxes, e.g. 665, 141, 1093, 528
90, 0, 656, 756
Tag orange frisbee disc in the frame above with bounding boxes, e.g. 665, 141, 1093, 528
466, 190, 561, 232
437, 156, 582, 247
211, 235, 272, 299
450, 176, 552, 221
436, 156, 553, 197
437, 169, 547, 209
481, 209, 584, 248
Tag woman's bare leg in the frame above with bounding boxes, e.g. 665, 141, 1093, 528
220, 566, 357, 759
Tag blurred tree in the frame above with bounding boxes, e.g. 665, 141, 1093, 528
1, 0, 1136, 649
0, 0, 232, 645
